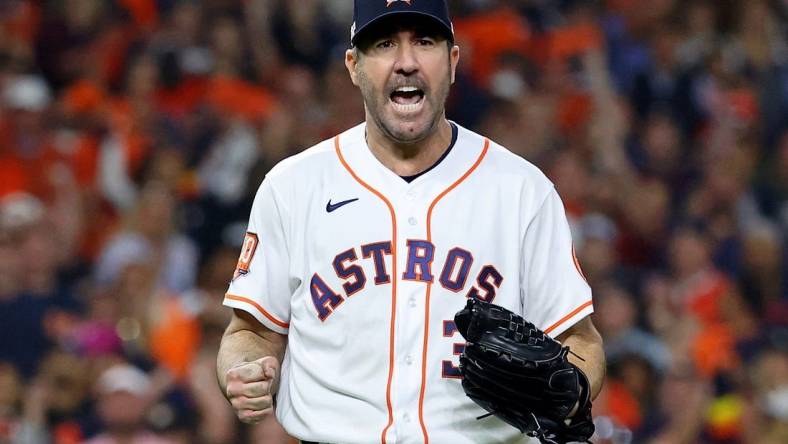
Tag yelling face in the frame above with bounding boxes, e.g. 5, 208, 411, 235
347, 19, 459, 144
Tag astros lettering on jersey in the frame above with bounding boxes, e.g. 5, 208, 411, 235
223, 122, 593, 444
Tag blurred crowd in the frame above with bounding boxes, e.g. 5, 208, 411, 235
0, 0, 786, 443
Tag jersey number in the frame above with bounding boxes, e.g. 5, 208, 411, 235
441, 320, 464, 379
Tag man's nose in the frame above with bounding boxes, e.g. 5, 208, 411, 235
394, 41, 419, 75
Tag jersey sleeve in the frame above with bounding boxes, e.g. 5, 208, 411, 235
223, 178, 292, 334
520, 188, 593, 338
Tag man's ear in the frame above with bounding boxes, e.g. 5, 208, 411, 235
450, 45, 460, 84
345, 49, 360, 87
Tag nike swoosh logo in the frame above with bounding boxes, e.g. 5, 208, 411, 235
326, 198, 359, 213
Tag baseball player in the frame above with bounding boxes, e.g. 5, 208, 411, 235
217, 1, 605, 443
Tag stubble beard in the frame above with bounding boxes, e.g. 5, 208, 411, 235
357, 63, 451, 145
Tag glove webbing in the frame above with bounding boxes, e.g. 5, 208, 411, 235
475, 411, 593, 444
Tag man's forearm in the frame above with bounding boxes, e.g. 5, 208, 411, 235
564, 334, 605, 399
217, 311, 287, 395
558, 320, 606, 399
217, 330, 275, 393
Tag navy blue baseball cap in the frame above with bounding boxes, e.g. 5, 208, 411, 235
351, 0, 454, 47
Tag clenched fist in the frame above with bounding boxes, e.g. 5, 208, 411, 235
224, 356, 280, 424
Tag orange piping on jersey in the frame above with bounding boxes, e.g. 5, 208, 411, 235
571, 242, 587, 283
334, 135, 398, 444
544, 300, 593, 335
224, 294, 290, 329
418, 138, 490, 443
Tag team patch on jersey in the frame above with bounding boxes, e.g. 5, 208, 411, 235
233, 232, 259, 280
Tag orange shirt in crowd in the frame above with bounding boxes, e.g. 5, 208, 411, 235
682, 270, 741, 377
595, 379, 643, 431
206, 75, 279, 122
453, 8, 531, 86
149, 296, 201, 380
118, 0, 159, 31
0, 119, 99, 200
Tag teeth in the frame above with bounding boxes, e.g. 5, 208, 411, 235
392, 102, 422, 112
395, 86, 420, 93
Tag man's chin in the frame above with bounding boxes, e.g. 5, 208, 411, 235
380, 117, 435, 144
386, 127, 430, 144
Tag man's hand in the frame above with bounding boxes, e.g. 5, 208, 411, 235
225, 356, 280, 424
217, 310, 287, 425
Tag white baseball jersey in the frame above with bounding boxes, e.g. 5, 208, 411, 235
224, 122, 593, 444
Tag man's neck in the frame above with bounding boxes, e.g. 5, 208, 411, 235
365, 117, 453, 177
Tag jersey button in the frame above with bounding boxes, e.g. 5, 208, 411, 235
408, 296, 417, 307
403, 412, 411, 423
406, 191, 416, 200
405, 355, 414, 365
408, 217, 417, 226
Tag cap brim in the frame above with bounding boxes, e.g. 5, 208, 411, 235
351, 11, 454, 46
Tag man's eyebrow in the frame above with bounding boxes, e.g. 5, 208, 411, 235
410, 26, 448, 40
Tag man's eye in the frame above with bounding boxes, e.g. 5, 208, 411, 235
416, 39, 435, 46
376, 40, 394, 49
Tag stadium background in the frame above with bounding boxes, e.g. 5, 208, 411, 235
1, 0, 787, 443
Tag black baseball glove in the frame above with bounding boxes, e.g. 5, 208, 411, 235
454, 298, 595, 444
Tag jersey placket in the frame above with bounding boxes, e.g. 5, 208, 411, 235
388, 184, 430, 443
384, 136, 490, 444
334, 127, 492, 443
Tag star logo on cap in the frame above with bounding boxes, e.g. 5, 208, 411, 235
387, 0, 412, 7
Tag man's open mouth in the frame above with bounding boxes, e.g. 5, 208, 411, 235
389, 86, 425, 113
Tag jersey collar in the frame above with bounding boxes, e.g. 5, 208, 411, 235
336, 121, 488, 200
